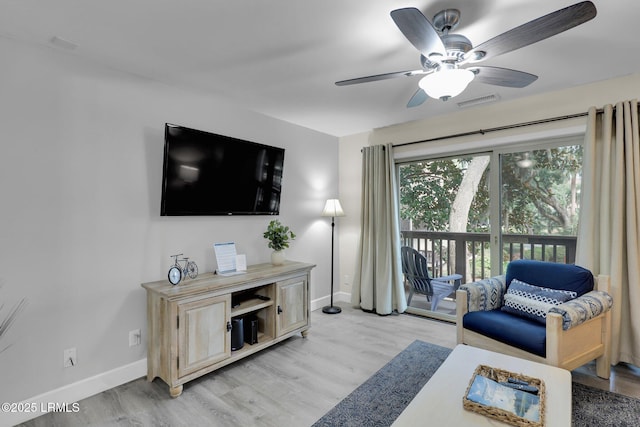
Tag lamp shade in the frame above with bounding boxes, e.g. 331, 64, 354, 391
321, 199, 345, 217
419, 68, 475, 100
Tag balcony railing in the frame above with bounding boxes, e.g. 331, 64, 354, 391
400, 230, 577, 284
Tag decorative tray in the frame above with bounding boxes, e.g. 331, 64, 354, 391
463, 364, 546, 427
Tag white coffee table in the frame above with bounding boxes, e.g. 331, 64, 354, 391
392, 344, 571, 426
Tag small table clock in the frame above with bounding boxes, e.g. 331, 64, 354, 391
168, 265, 182, 285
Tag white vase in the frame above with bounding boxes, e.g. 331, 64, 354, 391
271, 250, 285, 265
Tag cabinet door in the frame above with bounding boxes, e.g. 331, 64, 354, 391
177, 295, 231, 378
276, 275, 308, 336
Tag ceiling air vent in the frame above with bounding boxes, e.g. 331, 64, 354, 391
456, 94, 500, 109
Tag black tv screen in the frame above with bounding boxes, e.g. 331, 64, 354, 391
161, 124, 285, 216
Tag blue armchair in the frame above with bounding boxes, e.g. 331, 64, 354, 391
456, 260, 613, 379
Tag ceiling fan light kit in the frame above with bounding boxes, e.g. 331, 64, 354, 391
418, 66, 475, 101
336, 2, 597, 108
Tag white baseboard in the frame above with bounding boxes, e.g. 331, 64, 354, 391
2, 359, 146, 426
5, 293, 352, 426
310, 291, 351, 312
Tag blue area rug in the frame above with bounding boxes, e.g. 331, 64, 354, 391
572, 381, 640, 427
312, 340, 450, 427
312, 340, 640, 427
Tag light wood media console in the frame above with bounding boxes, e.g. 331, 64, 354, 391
141, 261, 315, 397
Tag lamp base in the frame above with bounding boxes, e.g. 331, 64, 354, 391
322, 305, 342, 314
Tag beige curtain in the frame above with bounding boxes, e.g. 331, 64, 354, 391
576, 100, 640, 366
351, 144, 407, 315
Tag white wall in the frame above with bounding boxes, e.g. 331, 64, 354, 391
337, 132, 368, 300
338, 73, 640, 297
0, 35, 338, 409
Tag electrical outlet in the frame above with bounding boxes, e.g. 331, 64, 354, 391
129, 329, 141, 347
64, 348, 77, 368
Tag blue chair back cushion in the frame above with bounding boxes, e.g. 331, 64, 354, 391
463, 310, 547, 357
505, 260, 593, 296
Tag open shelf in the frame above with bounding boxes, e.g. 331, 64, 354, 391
229, 331, 274, 358
231, 298, 274, 317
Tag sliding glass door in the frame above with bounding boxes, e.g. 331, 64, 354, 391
398, 153, 491, 320
398, 137, 583, 321
500, 145, 582, 269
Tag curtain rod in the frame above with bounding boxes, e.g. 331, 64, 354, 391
392, 111, 595, 148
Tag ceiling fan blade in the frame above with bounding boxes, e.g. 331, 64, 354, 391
468, 66, 538, 88
335, 69, 425, 86
464, 1, 597, 63
407, 89, 428, 108
390, 8, 446, 57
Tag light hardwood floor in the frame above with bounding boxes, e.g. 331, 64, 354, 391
19, 304, 640, 427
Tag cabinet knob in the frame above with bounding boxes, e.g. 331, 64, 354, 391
277, 305, 283, 314
227, 321, 232, 332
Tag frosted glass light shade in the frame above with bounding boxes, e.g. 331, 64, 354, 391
321, 199, 345, 217
419, 68, 475, 100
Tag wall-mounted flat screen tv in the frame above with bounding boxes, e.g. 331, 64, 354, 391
161, 124, 285, 216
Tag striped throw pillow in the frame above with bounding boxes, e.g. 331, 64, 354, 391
501, 279, 576, 324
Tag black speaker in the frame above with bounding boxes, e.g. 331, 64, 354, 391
244, 316, 258, 345
231, 318, 244, 351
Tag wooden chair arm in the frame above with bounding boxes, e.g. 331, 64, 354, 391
456, 289, 468, 344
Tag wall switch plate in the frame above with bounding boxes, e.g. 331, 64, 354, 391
129, 329, 141, 347
64, 348, 77, 368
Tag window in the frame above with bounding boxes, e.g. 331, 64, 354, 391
500, 146, 581, 267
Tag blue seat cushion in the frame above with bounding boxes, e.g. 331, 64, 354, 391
463, 310, 547, 357
506, 260, 593, 296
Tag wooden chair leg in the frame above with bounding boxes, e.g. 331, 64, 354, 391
596, 355, 610, 379
597, 290, 612, 380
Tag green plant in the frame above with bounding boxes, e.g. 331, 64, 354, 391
263, 220, 296, 252
0, 283, 27, 355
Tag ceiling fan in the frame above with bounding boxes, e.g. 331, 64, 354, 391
335, 1, 597, 107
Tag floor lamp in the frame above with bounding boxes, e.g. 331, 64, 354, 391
322, 199, 345, 314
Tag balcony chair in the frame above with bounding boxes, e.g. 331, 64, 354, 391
401, 246, 462, 311
456, 259, 613, 378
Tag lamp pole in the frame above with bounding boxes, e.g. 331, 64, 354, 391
321, 199, 344, 314
322, 214, 341, 314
